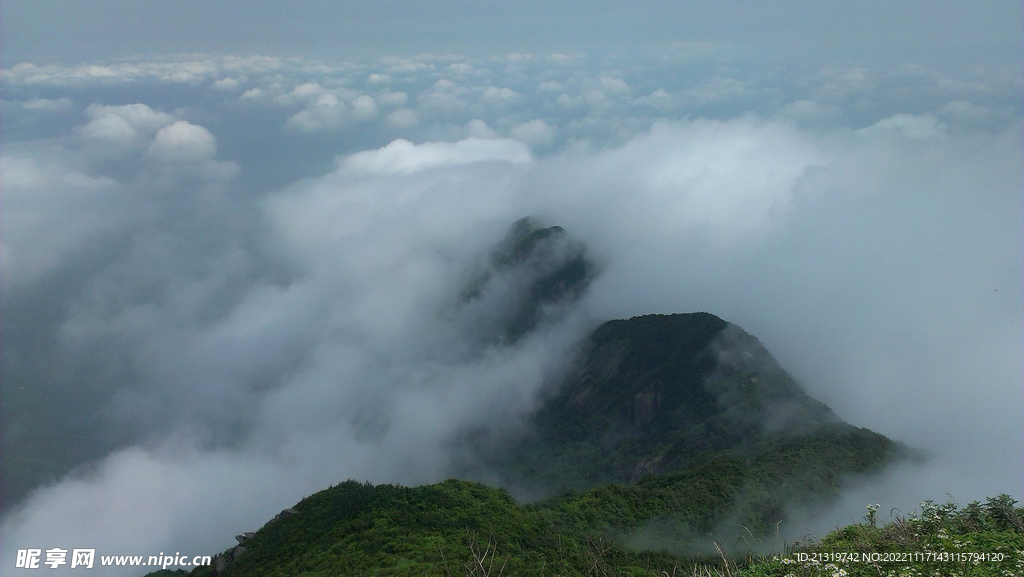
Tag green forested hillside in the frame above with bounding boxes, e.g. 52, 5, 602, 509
158, 479, 1023, 577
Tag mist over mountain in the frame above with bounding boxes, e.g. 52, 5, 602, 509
134, 221, 919, 576
2, 6, 1022, 574
453, 217, 597, 345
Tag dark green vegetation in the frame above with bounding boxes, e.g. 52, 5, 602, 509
155, 483, 1024, 577
184, 479, 701, 577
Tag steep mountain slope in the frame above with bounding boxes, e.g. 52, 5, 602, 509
485, 312, 880, 496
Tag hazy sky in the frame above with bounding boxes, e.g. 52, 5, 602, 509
1, 2, 1022, 575
4, 0, 1022, 65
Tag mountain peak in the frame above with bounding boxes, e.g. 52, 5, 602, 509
479, 311, 878, 497
456, 217, 596, 343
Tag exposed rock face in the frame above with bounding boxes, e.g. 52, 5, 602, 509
272, 507, 300, 522
213, 508, 300, 574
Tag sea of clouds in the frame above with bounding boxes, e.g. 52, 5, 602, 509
1, 50, 1021, 574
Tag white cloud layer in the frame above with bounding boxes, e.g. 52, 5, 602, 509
147, 121, 218, 162
510, 118, 557, 147
386, 107, 419, 127
79, 103, 177, 146
339, 137, 531, 174
0, 156, 123, 289
349, 95, 379, 121
20, 97, 74, 111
